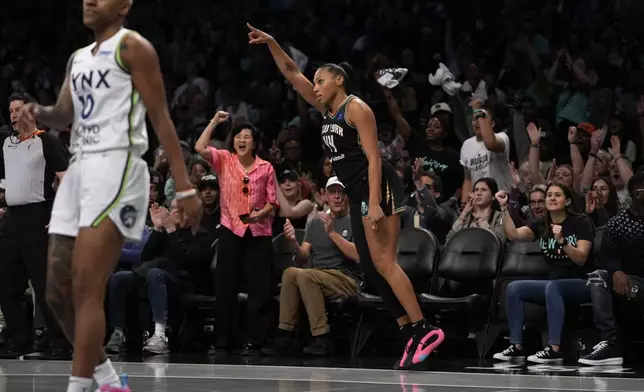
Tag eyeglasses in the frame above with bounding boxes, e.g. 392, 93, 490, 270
242, 176, 250, 196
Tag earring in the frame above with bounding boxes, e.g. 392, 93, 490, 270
565, 199, 571, 206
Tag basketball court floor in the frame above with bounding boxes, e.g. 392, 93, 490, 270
2, 356, 642, 392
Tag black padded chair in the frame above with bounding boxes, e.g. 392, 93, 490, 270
479, 240, 549, 359
352, 228, 439, 357
418, 228, 502, 356
177, 239, 219, 351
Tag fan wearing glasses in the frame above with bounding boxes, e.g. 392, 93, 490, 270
195, 111, 278, 355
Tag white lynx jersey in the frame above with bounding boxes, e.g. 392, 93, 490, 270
69, 28, 148, 156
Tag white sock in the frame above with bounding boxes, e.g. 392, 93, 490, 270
66, 376, 93, 392
154, 322, 166, 337
93, 359, 121, 388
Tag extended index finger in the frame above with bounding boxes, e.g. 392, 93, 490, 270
246, 22, 258, 32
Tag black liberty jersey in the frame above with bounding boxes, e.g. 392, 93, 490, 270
321, 95, 368, 190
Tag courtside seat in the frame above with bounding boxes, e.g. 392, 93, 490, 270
357, 228, 438, 309
419, 228, 502, 358
177, 239, 219, 351
352, 228, 439, 356
420, 228, 501, 312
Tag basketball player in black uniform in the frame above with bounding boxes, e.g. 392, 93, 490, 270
248, 24, 445, 369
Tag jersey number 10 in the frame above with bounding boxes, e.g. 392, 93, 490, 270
78, 94, 95, 119
323, 135, 338, 153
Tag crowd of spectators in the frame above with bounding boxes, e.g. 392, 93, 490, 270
0, 0, 643, 366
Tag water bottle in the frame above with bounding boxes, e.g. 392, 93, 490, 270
120, 374, 129, 388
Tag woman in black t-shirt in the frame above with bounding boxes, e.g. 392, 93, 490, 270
492, 183, 594, 364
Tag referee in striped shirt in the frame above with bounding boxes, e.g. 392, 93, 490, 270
0, 93, 71, 359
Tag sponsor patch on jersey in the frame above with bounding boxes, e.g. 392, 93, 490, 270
120, 205, 138, 228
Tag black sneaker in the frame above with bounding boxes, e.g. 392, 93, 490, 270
527, 346, 564, 364
0, 343, 33, 359
578, 341, 623, 366
260, 334, 300, 356
492, 345, 525, 362
240, 342, 261, 356
303, 335, 334, 356
40, 341, 72, 360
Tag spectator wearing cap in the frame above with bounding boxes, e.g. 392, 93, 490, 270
196, 112, 277, 355
575, 122, 596, 157
0, 93, 70, 359
382, 89, 463, 199
197, 174, 221, 236
460, 102, 513, 199
273, 169, 314, 236
262, 176, 361, 357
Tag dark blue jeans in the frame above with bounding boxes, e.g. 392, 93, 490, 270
506, 279, 590, 346
108, 268, 185, 328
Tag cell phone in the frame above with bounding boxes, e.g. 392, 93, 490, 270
239, 213, 250, 222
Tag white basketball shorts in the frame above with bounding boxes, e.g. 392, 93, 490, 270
49, 150, 150, 241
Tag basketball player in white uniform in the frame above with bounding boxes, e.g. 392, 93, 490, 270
17, 1, 202, 391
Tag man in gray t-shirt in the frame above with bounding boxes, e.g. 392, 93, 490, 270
262, 177, 360, 357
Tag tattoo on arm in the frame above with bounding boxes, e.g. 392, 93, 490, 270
46, 234, 76, 342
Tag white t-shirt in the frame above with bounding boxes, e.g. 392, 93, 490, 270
460, 132, 512, 191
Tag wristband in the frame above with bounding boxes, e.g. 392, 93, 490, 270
588, 152, 598, 159
175, 188, 198, 200
530, 143, 540, 148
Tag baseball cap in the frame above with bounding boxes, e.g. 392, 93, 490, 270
430, 102, 452, 116
577, 122, 596, 135
197, 174, 219, 190
325, 176, 344, 189
278, 169, 299, 183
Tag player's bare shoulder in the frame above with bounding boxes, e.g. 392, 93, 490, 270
118, 31, 159, 71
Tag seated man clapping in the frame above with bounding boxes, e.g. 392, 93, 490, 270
262, 177, 361, 356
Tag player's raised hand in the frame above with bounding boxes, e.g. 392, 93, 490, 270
247, 23, 274, 45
